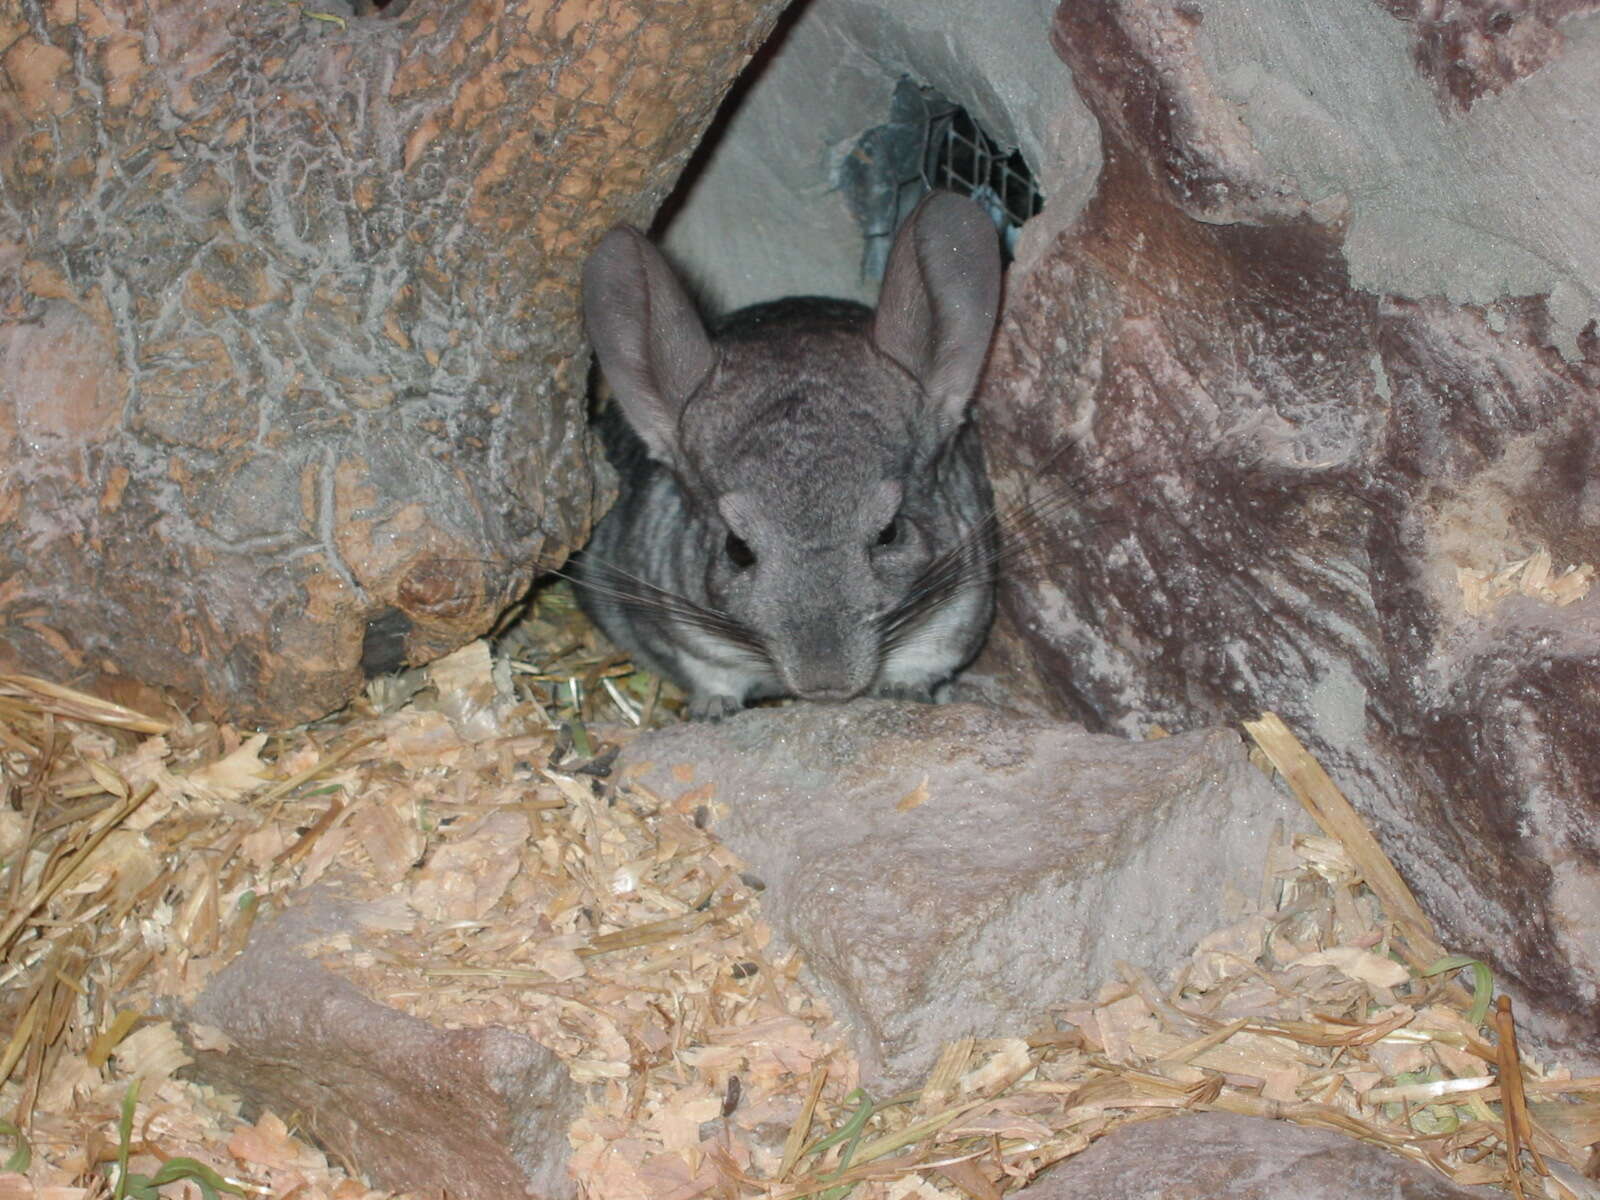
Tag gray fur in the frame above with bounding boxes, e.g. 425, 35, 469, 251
576, 192, 1001, 720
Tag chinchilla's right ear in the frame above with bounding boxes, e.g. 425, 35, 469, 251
582, 225, 715, 464
871, 191, 1001, 441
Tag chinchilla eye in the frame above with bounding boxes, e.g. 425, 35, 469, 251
875, 518, 899, 547
725, 532, 755, 569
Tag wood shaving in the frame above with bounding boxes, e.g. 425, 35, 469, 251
1, 630, 1594, 1198
1458, 550, 1595, 615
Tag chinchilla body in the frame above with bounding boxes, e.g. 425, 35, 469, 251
576, 193, 1001, 720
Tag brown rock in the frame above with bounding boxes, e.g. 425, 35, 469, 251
178, 885, 581, 1200
978, 0, 1600, 1061
620, 700, 1301, 1089
1018, 1112, 1496, 1199
0, 0, 788, 726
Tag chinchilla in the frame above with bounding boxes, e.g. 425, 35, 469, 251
575, 191, 1001, 720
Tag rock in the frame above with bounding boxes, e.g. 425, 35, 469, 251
176, 886, 581, 1200
1367, 0, 1600, 113
1018, 1112, 1496, 1199
0, 0, 789, 727
975, 0, 1600, 1063
620, 700, 1300, 1089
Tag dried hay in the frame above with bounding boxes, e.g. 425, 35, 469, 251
1, 617, 1597, 1198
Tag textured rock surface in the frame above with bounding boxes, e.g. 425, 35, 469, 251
1017, 1112, 1497, 1199
1187, 0, 1600, 354
178, 886, 581, 1200
662, 0, 1600, 353
979, 0, 1600, 1060
620, 700, 1301, 1088
1372, 0, 1600, 112
0, 0, 788, 726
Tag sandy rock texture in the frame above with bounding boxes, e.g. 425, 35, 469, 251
620, 700, 1301, 1089
1016, 1111, 1499, 1199
177, 885, 581, 1200
980, 0, 1600, 1061
0, 0, 787, 726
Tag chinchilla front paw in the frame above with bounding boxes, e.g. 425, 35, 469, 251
689, 693, 745, 722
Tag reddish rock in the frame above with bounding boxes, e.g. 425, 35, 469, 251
978, 0, 1600, 1062
0, 0, 789, 727
178, 887, 580, 1200
1371, 0, 1600, 110
621, 701, 1300, 1089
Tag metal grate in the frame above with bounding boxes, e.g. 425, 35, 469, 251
841, 79, 1043, 282
921, 106, 1043, 257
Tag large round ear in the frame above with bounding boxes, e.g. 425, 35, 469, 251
870, 192, 1001, 436
581, 225, 715, 464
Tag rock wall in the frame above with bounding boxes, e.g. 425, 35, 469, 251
981, 0, 1600, 1059
658, 0, 1095, 312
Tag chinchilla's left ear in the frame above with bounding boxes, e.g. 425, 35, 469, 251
870, 191, 1001, 438
582, 224, 715, 466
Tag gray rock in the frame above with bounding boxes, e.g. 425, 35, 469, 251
176, 886, 580, 1200
1019, 1112, 1496, 1199
1191, 0, 1600, 355
621, 700, 1300, 1088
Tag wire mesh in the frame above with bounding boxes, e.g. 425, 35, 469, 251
919, 104, 1044, 240
841, 79, 1044, 281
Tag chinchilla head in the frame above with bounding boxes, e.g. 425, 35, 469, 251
581, 192, 1001, 702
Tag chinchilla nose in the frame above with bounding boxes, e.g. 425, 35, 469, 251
781, 630, 877, 701
774, 572, 880, 700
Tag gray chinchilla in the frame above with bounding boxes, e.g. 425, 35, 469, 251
576, 191, 1001, 720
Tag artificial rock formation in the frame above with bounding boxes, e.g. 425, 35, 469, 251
621, 701, 1300, 1088
0, 0, 787, 726
659, 0, 1091, 313
1017, 1112, 1497, 1199
180, 885, 583, 1200
977, 0, 1600, 1062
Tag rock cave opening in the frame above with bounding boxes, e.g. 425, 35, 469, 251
650, 0, 1080, 315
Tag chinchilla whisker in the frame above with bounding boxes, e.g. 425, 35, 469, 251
876, 530, 992, 645
991, 424, 1224, 507
539, 557, 773, 661
562, 558, 772, 658
876, 476, 1145, 648
581, 587, 772, 661
571, 571, 745, 635
894, 543, 984, 616
972, 436, 1201, 568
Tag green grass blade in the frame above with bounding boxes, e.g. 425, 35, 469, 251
0, 1117, 31, 1172
1421, 955, 1494, 1026
112, 1078, 141, 1200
